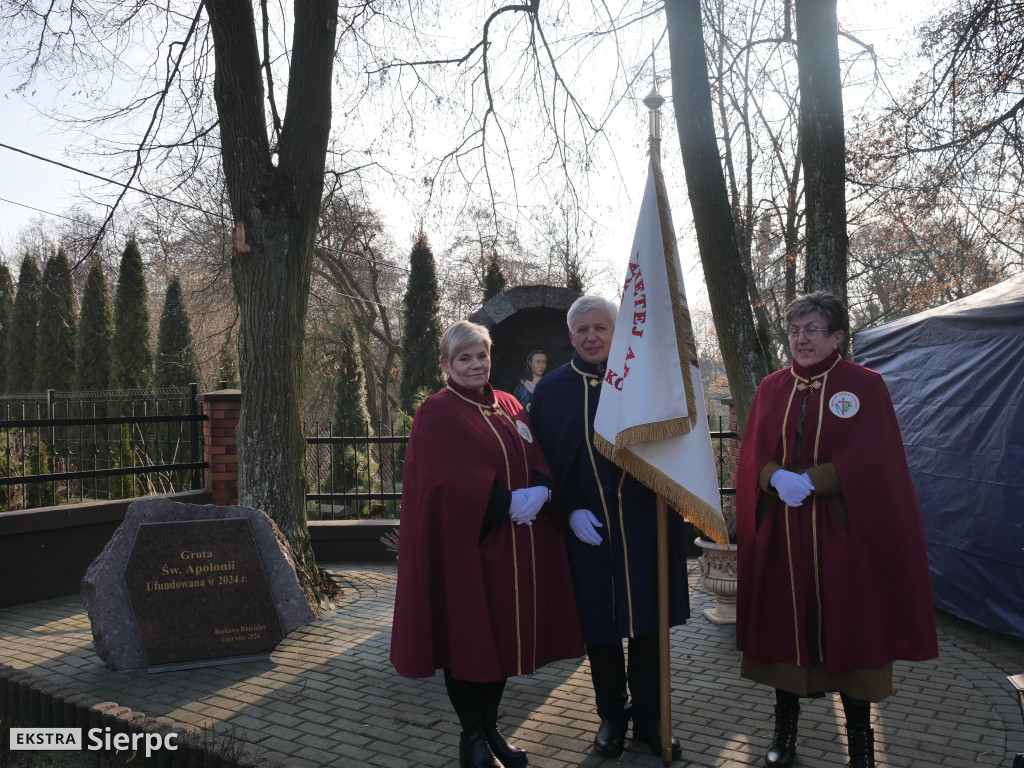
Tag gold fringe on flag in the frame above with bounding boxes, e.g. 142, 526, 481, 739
595, 432, 729, 547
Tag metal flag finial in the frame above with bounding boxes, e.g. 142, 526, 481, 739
642, 42, 665, 161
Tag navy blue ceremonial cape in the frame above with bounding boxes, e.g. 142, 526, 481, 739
530, 352, 689, 644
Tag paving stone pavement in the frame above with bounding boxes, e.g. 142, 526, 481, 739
1, 560, 1023, 768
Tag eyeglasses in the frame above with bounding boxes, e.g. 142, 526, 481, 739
787, 327, 829, 340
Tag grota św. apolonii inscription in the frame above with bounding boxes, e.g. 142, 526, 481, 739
124, 517, 283, 667
83, 498, 315, 671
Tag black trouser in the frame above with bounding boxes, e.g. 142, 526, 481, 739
444, 670, 507, 732
586, 633, 660, 725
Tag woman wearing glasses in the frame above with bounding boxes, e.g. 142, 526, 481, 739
735, 292, 937, 768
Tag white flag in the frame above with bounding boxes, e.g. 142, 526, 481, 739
593, 160, 728, 546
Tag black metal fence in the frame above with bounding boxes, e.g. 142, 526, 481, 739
0, 385, 206, 511
304, 417, 738, 521
304, 420, 408, 520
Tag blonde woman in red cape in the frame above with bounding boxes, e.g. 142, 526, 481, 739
391, 320, 584, 768
737, 292, 937, 768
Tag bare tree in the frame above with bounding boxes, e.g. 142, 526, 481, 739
666, 0, 857, 427
851, 0, 1024, 279
311, 191, 403, 427
704, 0, 796, 360
665, 0, 772, 432
535, 199, 602, 293
795, 0, 848, 301
2, 0, 344, 605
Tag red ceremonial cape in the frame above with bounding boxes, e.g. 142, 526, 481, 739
390, 381, 584, 682
736, 355, 938, 671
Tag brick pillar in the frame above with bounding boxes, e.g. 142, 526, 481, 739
199, 389, 240, 506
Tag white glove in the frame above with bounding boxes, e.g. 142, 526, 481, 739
770, 469, 815, 507
509, 486, 549, 525
569, 508, 604, 546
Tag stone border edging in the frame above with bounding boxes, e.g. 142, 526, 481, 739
0, 662, 288, 768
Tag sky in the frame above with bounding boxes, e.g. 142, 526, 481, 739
0, 1, 932, 304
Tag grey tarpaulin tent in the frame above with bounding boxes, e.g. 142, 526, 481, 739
854, 273, 1024, 640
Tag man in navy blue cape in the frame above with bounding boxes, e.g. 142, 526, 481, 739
530, 295, 689, 760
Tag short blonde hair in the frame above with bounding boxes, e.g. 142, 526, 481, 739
440, 320, 493, 360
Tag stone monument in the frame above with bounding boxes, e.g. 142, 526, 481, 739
468, 284, 580, 393
82, 497, 316, 671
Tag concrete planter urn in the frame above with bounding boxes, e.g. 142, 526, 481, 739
695, 537, 739, 625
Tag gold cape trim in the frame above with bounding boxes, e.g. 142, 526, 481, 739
594, 432, 729, 547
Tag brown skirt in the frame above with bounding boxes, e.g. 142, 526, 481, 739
741, 656, 893, 702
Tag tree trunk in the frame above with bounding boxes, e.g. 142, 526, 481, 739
665, 0, 773, 434
784, 150, 802, 308
205, 0, 338, 609
795, 0, 848, 302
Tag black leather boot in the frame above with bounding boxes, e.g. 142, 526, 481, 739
846, 722, 875, 768
481, 678, 526, 767
459, 730, 503, 768
484, 726, 527, 768
593, 714, 629, 758
764, 699, 799, 767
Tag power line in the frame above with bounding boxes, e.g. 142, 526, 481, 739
332, 290, 402, 313
0, 196, 98, 227
0, 142, 228, 221
0, 142, 535, 297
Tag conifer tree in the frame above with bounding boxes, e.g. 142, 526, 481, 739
112, 238, 153, 389
482, 250, 507, 302
76, 260, 115, 498
333, 325, 369, 431
331, 325, 369, 490
399, 232, 444, 413
0, 262, 14, 394
216, 344, 240, 388
35, 249, 78, 391
75, 260, 114, 391
155, 276, 200, 387
7, 254, 42, 393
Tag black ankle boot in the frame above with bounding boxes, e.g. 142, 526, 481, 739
846, 722, 875, 768
764, 699, 799, 767
459, 730, 503, 768
593, 714, 629, 758
485, 726, 527, 768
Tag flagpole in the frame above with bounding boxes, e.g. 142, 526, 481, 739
644, 49, 675, 767
656, 494, 673, 765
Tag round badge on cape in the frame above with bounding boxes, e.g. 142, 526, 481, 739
516, 420, 534, 443
829, 391, 860, 419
